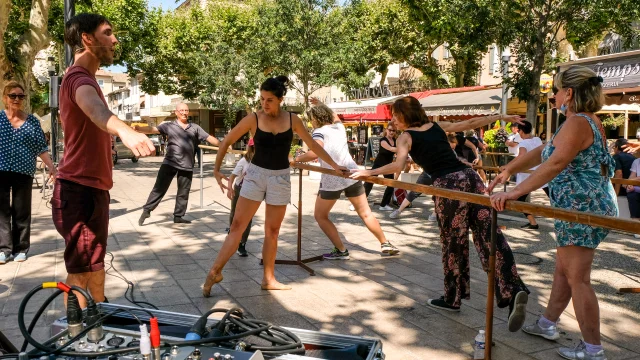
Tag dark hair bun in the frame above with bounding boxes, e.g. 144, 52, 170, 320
275, 75, 289, 86
260, 76, 289, 98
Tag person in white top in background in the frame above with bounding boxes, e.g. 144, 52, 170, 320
227, 139, 255, 256
295, 99, 399, 259
506, 123, 523, 155
513, 120, 549, 230
625, 158, 640, 238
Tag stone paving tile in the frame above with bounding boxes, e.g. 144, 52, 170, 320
2, 155, 639, 360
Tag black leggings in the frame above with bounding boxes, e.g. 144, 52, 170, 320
364, 161, 394, 207
517, 187, 550, 217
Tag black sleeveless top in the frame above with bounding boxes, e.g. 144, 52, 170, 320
406, 123, 468, 179
251, 112, 294, 170
374, 137, 395, 166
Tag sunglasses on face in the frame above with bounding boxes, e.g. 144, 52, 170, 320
8, 94, 26, 100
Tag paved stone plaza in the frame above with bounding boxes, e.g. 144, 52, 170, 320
1, 154, 639, 359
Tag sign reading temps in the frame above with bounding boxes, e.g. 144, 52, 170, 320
540, 74, 553, 94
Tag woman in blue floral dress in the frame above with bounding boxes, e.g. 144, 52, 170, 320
488, 65, 617, 360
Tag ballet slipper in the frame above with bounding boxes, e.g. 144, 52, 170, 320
202, 271, 223, 297
261, 280, 292, 290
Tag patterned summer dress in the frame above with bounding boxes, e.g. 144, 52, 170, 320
541, 113, 618, 248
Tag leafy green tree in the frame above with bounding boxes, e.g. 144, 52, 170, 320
339, 0, 445, 90
404, 0, 498, 88
1, 0, 155, 111
494, 0, 640, 123
131, 2, 263, 127
251, 0, 345, 108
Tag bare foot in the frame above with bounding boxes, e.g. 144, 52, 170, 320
261, 280, 292, 290
202, 271, 223, 297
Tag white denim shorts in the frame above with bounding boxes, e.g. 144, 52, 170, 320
240, 163, 291, 206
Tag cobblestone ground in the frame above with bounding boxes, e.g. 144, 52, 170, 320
1, 154, 639, 359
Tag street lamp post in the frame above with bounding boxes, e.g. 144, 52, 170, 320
501, 48, 511, 123
64, 0, 75, 68
48, 57, 60, 163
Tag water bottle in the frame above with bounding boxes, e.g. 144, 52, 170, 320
473, 329, 486, 359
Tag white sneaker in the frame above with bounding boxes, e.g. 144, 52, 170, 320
379, 205, 394, 211
428, 213, 437, 221
389, 209, 401, 219
634, 234, 640, 239
349, 204, 355, 211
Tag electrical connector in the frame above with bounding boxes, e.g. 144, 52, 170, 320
139, 324, 152, 358
149, 317, 161, 360
66, 292, 84, 338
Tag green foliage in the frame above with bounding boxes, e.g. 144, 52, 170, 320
601, 114, 626, 129
290, 144, 303, 157
131, 2, 263, 128
404, 0, 498, 88
483, 128, 498, 148
493, 0, 640, 121
252, 0, 344, 107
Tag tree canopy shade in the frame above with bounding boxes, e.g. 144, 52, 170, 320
0, 0, 156, 111
493, 0, 640, 123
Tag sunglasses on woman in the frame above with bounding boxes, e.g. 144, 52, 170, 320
8, 94, 26, 100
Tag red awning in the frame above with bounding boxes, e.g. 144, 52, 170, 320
339, 104, 392, 121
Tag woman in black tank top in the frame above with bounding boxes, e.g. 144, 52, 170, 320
203, 76, 344, 296
351, 97, 532, 332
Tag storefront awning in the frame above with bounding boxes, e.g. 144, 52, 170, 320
409, 86, 486, 100
599, 103, 640, 113
419, 88, 505, 116
328, 95, 403, 117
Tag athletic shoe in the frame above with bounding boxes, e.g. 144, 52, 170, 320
323, 247, 350, 260
349, 204, 355, 211
237, 243, 248, 257
174, 216, 192, 224
13, 253, 27, 262
379, 205, 394, 211
557, 341, 607, 360
634, 234, 640, 239
520, 223, 539, 229
389, 210, 401, 219
0, 253, 8, 264
428, 213, 437, 221
522, 319, 560, 340
426, 296, 460, 312
380, 242, 399, 256
507, 291, 528, 332
138, 210, 150, 226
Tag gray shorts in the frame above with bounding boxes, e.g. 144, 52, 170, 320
240, 163, 291, 206
318, 181, 365, 200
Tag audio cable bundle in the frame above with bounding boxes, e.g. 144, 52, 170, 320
1, 282, 306, 359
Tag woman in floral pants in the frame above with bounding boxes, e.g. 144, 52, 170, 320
351, 96, 530, 333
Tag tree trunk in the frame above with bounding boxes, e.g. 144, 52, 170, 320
454, 57, 466, 87
379, 67, 388, 89
527, 38, 546, 128
0, 0, 52, 112
17, 0, 52, 113
0, 0, 13, 109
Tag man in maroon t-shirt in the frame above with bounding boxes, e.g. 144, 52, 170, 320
51, 13, 155, 307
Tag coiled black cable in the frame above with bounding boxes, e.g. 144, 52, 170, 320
19, 289, 63, 351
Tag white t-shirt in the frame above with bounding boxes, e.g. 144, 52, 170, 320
631, 158, 640, 176
231, 157, 250, 187
507, 133, 523, 155
312, 122, 359, 191
516, 137, 546, 188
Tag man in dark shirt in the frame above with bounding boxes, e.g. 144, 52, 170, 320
53, 14, 155, 307
136, 103, 221, 225
613, 138, 636, 196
